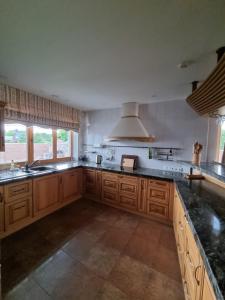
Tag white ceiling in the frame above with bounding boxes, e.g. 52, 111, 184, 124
0, 0, 225, 111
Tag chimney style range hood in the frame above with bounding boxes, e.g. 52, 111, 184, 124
106, 102, 155, 142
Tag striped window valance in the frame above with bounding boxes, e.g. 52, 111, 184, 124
0, 84, 80, 131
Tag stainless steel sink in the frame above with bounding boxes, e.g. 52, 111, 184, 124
30, 166, 56, 172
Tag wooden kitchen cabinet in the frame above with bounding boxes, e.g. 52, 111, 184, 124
61, 169, 82, 203
173, 188, 216, 300
102, 172, 119, 205
201, 271, 217, 300
33, 174, 60, 218
0, 186, 4, 235
138, 178, 147, 213
118, 175, 138, 211
83, 169, 102, 201
5, 196, 32, 232
146, 179, 171, 221
4, 180, 32, 203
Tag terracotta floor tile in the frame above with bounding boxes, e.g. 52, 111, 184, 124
123, 234, 159, 267
4, 276, 51, 300
152, 244, 182, 282
109, 255, 152, 299
83, 220, 110, 240
134, 219, 164, 243
62, 231, 97, 261
95, 210, 121, 226
81, 244, 120, 278
98, 227, 133, 252
113, 212, 140, 231
95, 281, 131, 300
34, 251, 104, 299
143, 268, 185, 300
159, 226, 177, 252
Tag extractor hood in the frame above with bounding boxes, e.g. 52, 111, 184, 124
106, 102, 155, 142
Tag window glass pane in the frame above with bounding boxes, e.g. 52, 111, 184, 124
33, 126, 53, 160
219, 122, 225, 162
0, 124, 28, 163
57, 129, 71, 158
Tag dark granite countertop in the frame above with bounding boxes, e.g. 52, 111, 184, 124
176, 179, 225, 300
181, 161, 225, 183
0, 161, 184, 185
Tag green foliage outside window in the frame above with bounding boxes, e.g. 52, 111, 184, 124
220, 129, 225, 150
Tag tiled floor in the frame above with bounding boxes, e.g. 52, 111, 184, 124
2, 199, 185, 300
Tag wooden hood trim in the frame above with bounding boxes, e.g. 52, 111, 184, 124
186, 53, 225, 116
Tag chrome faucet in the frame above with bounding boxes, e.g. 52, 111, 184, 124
25, 160, 40, 171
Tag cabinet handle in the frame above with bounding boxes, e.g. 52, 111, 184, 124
12, 188, 26, 193
194, 265, 201, 285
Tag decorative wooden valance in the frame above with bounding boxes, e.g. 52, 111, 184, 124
186, 53, 225, 116
0, 84, 80, 131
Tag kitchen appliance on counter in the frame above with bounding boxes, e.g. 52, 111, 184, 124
95, 155, 103, 164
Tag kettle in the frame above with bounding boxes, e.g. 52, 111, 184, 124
95, 155, 102, 164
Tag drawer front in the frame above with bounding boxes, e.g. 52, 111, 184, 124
102, 190, 118, 205
147, 201, 168, 219
119, 181, 138, 197
5, 196, 32, 231
147, 187, 170, 205
149, 179, 170, 190
103, 179, 118, 190
5, 180, 32, 203
119, 195, 137, 210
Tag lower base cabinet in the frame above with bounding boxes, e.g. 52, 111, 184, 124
173, 189, 216, 300
0, 187, 4, 234
33, 174, 60, 218
61, 169, 82, 203
4, 196, 32, 232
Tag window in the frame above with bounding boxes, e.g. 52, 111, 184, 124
57, 129, 71, 158
0, 124, 74, 165
218, 122, 225, 162
33, 127, 53, 160
0, 124, 28, 163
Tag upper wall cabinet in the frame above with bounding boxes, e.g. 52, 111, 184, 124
187, 51, 225, 116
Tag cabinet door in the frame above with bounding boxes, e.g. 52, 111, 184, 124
96, 171, 102, 199
0, 187, 4, 234
33, 174, 60, 217
201, 271, 216, 300
5, 196, 32, 232
119, 175, 138, 210
147, 201, 168, 219
84, 169, 97, 197
62, 170, 81, 203
184, 222, 204, 300
138, 178, 147, 213
102, 172, 119, 205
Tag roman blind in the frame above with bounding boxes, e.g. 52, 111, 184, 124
0, 84, 80, 130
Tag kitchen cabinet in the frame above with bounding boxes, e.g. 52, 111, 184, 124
201, 271, 216, 300
146, 179, 171, 221
118, 175, 138, 211
0, 187, 4, 235
138, 178, 147, 213
102, 172, 119, 205
173, 189, 216, 300
33, 174, 60, 218
83, 169, 97, 199
5, 196, 32, 232
4, 180, 33, 233
61, 168, 82, 203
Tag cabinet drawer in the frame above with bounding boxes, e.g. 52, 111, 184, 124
102, 190, 118, 205
149, 179, 170, 190
102, 172, 118, 192
5, 196, 32, 231
5, 180, 32, 203
147, 187, 170, 205
84, 169, 96, 185
0, 202, 4, 234
119, 195, 137, 210
147, 201, 168, 219
103, 179, 118, 190
119, 176, 138, 197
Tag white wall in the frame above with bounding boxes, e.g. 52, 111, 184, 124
80, 100, 218, 170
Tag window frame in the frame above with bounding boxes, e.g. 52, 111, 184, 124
0, 125, 74, 167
